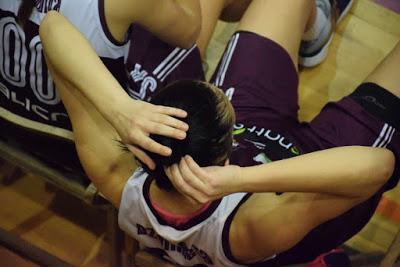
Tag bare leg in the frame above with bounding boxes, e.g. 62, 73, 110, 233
237, 0, 316, 68
197, 0, 252, 57
364, 42, 400, 98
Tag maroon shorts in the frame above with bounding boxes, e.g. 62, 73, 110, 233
210, 31, 399, 187
209, 31, 400, 266
125, 24, 205, 101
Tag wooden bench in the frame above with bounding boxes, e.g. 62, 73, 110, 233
0, 138, 124, 267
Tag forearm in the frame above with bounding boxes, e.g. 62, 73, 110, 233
238, 146, 394, 198
39, 11, 130, 125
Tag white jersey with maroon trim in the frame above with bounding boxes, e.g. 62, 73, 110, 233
0, 0, 129, 139
119, 168, 277, 267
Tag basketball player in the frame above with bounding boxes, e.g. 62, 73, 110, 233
0, 0, 200, 173
48, 0, 398, 266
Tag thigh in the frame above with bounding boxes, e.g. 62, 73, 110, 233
237, 0, 314, 67
365, 41, 400, 98
126, 25, 204, 101
196, 0, 229, 57
210, 31, 300, 129
197, 0, 252, 57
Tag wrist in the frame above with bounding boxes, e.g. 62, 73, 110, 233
231, 165, 244, 193
237, 164, 269, 193
106, 96, 135, 126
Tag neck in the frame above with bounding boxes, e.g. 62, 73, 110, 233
149, 180, 207, 215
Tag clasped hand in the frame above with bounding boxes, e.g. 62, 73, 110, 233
165, 155, 242, 204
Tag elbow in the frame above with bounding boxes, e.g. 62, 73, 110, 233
39, 11, 56, 36
39, 11, 61, 40
379, 149, 396, 184
364, 148, 395, 197
348, 147, 395, 199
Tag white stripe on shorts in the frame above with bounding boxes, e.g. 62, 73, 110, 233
215, 33, 240, 87
153, 48, 182, 76
383, 127, 396, 148
160, 46, 196, 82
214, 35, 236, 86
372, 123, 395, 148
156, 50, 187, 80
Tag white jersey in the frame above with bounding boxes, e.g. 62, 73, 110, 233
0, 0, 130, 139
119, 168, 276, 267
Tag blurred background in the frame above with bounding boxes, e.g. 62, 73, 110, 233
0, 0, 399, 266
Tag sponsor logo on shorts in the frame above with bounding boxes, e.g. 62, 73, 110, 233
128, 46, 196, 101
361, 95, 387, 110
253, 153, 272, 164
225, 87, 235, 101
233, 123, 300, 155
128, 63, 157, 100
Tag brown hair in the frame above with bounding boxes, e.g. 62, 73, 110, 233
145, 80, 235, 191
17, 0, 35, 28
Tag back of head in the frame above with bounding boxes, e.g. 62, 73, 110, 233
144, 80, 235, 191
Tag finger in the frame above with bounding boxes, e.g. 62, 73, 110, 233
154, 113, 189, 132
179, 156, 208, 193
157, 106, 188, 119
169, 164, 201, 203
145, 121, 186, 140
169, 163, 186, 192
179, 158, 211, 202
185, 155, 210, 179
135, 134, 172, 156
171, 163, 209, 204
127, 145, 156, 170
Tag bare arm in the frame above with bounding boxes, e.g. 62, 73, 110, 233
168, 147, 394, 262
169, 146, 395, 203
169, 147, 395, 262
46, 59, 134, 207
106, 0, 201, 48
232, 146, 395, 262
238, 146, 394, 198
39, 11, 188, 169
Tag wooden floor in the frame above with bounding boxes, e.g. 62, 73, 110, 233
0, 0, 399, 266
